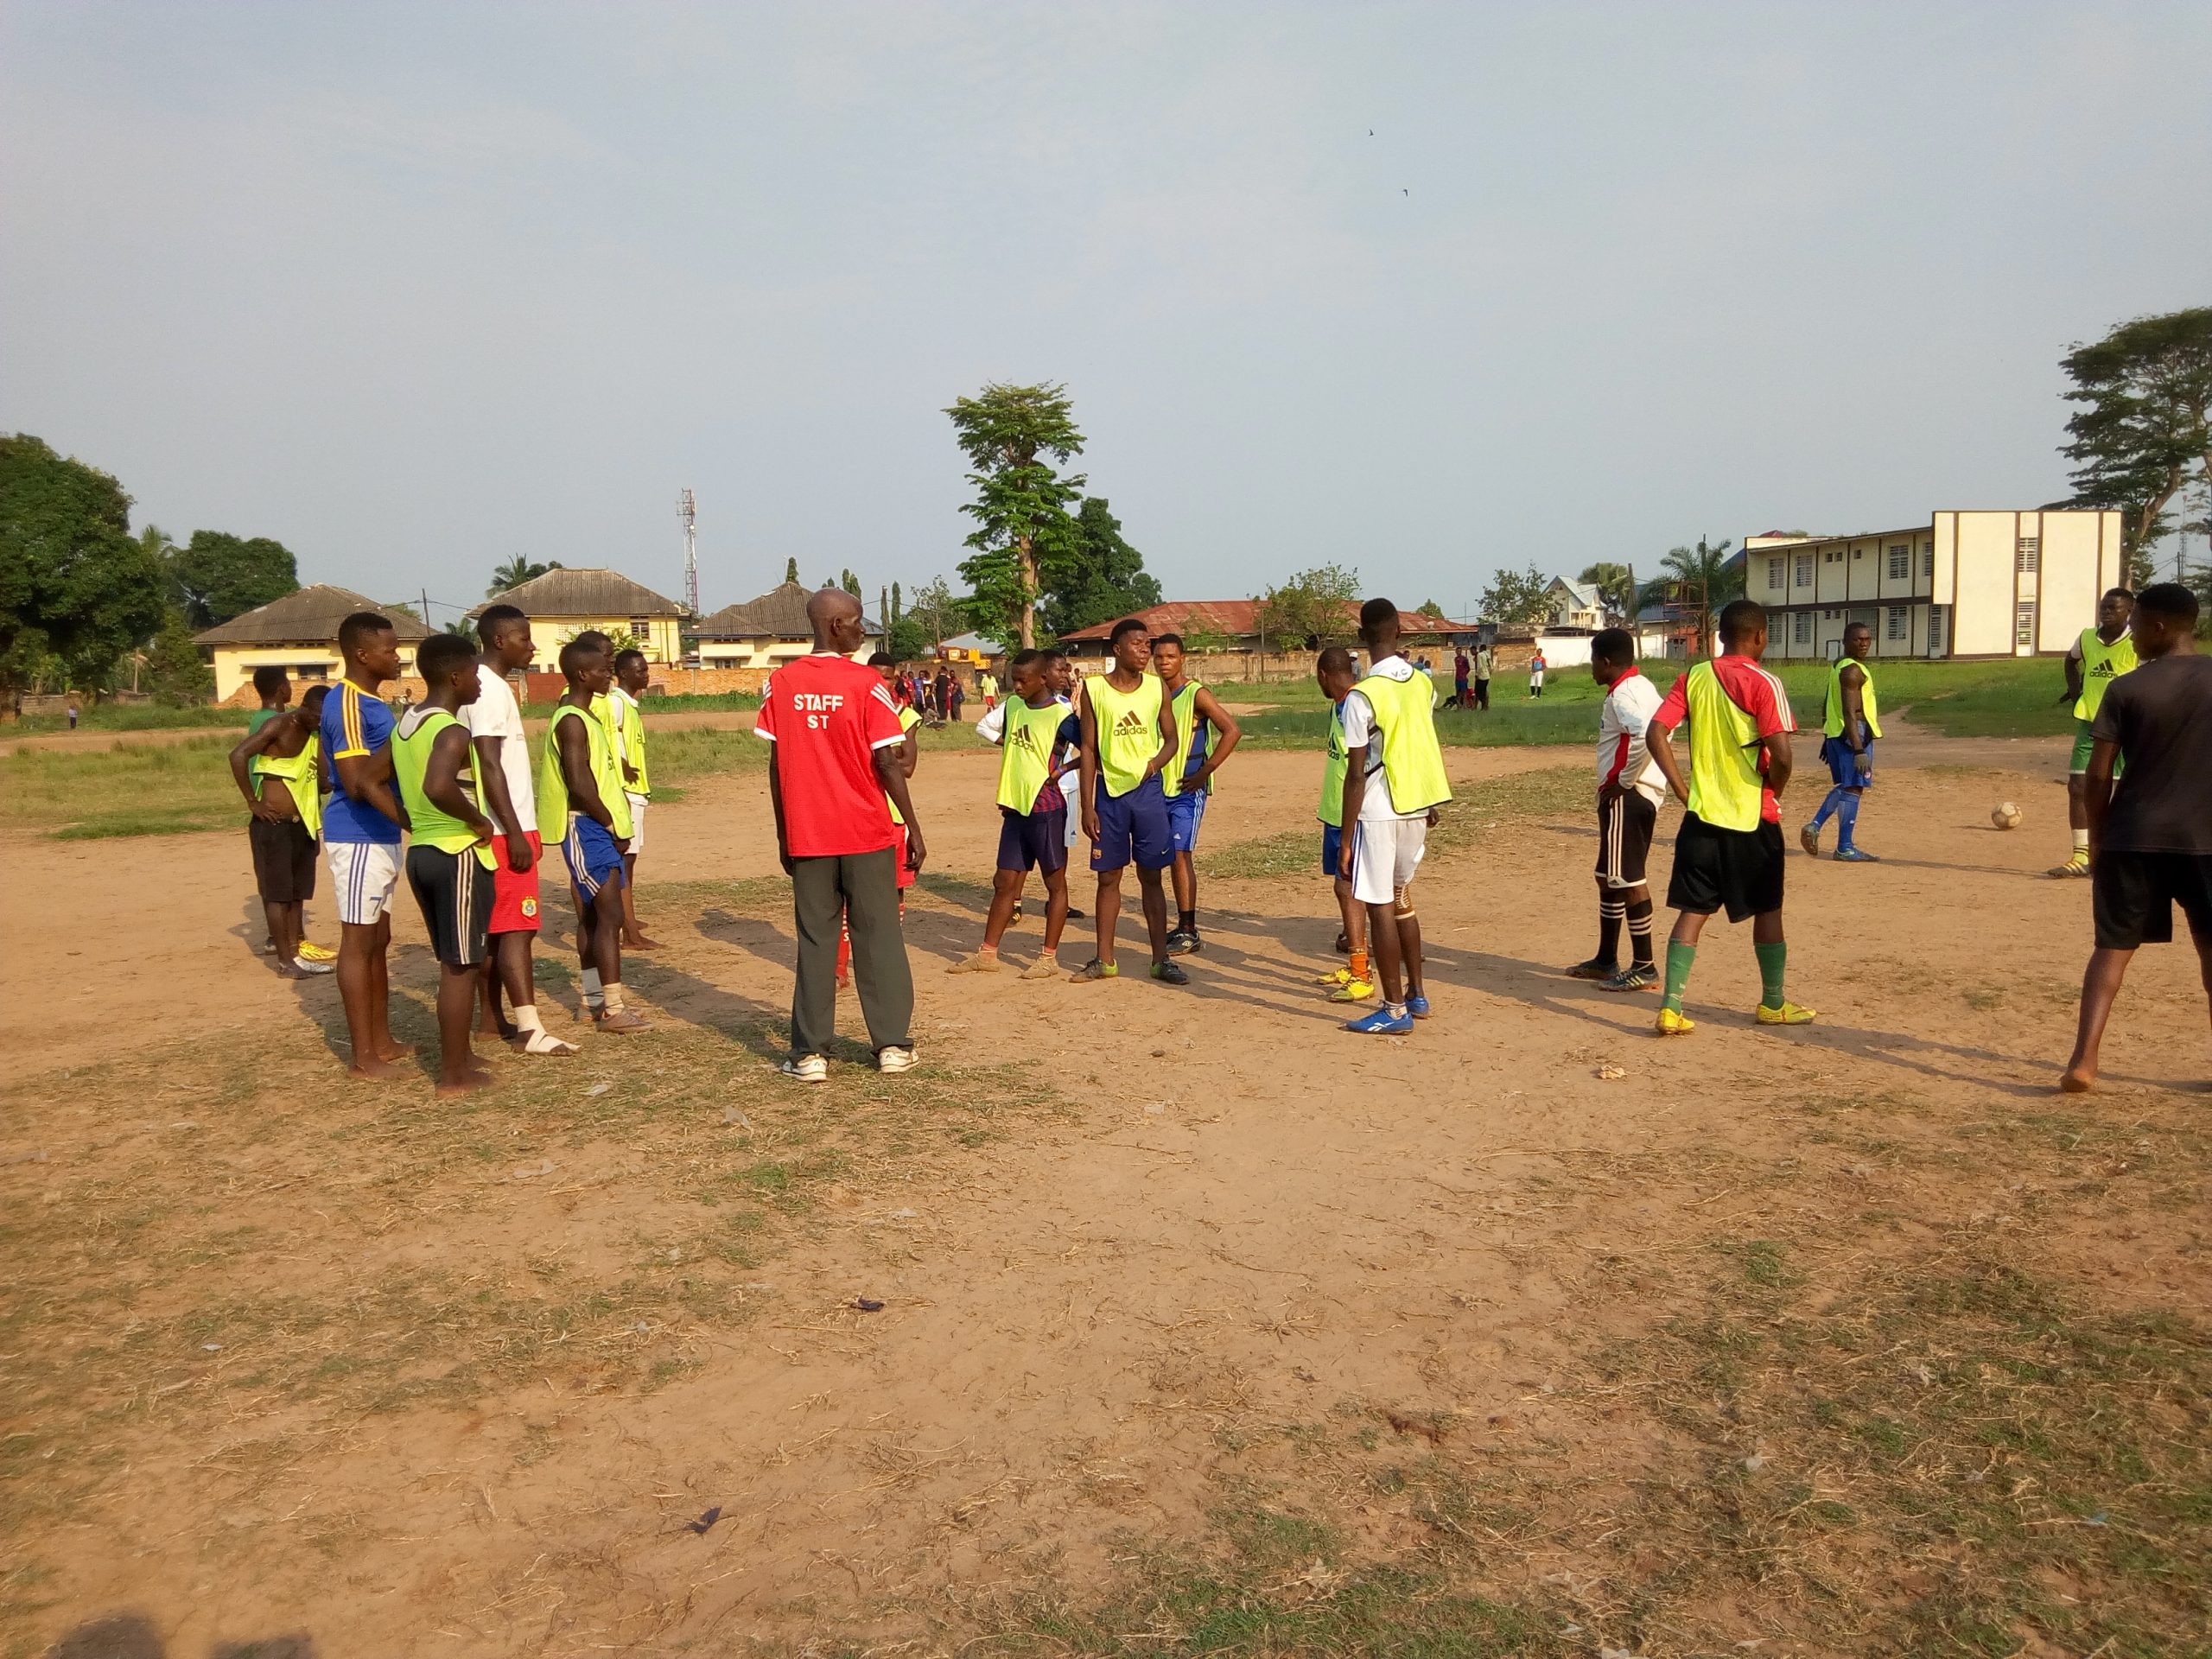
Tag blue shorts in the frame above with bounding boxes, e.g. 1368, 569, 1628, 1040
997, 806, 1069, 874
1820, 732, 1874, 788
1166, 786, 1208, 854
1091, 774, 1172, 873
563, 813, 627, 902
1321, 823, 1345, 878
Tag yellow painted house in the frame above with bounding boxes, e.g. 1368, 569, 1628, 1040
472, 567, 687, 670
194, 584, 431, 703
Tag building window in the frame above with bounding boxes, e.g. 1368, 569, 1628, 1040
2017, 602, 2037, 647
2017, 537, 2039, 572
1922, 547, 1935, 579
1794, 553, 1813, 587
1793, 612, 1812, 645
1767, 559, 1783, 591
1928, 607, 1946, 653
1887, 544, 1910, 579
628, 617, 653, 643
1886, 606, 1907, 641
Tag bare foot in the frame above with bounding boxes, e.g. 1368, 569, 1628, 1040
2058, 1065, 2095, 1094
623, 933, 663, 950
435, 1069, 497, 1096
478, 1013, 520, 1039
347, 1056, 412, 1082
377, 1041, 418, 1063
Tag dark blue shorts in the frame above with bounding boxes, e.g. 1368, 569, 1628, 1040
1166, 786, 1207, 853
1091, 774, 1172, 872
1820, 732, 1874, 788
997, 806, 1069, 873
1322, 823, 1344, 878
563, 813, 626, 902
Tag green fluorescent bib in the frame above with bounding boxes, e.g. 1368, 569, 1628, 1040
1086, 673, 1165, 798
1681, 663, 1765, 832
1162, 680, 1217, 799
537, 702, 633, 846
887, 704, 919, 826
1319, 705, 1349, 828
1351, 669, 1452, 814
1823, 657, 1882, 740
997, 699, 1065, 813
253, 735, 324, 842
2074, 628, 2137, 720
393, 709, 493, 868
621, 696, 650, 796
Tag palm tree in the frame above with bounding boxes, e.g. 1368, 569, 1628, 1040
1578, 563, 1635, 621
486, 556, 560, 597
1637, 538, 1741, 656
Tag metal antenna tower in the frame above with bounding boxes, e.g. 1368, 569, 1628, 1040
677, 488, 698, 615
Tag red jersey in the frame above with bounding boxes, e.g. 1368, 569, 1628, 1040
753, 653, 909, 857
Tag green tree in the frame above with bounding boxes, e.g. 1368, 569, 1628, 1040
840, 569, 861, 598
784, 556, 800, 586
0, 433, 165, 698
946, 382, 1086, 649
2060, 308, 2212, 589
1255, 563, 1362, 649
144, 605, 213, 706
909, 576, 960, 654
1637, 538, 1741, 656
1478, 563, 1552, 626
163, 530, 299, 629
1579, 563, 1635, 618
1040, 497, 1162, 639
486, 555, 561, 596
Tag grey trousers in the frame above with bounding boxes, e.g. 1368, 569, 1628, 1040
791, 846, 913, 1057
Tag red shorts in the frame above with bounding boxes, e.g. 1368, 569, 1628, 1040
487, 832, 543, 933
895, 823, 917, 891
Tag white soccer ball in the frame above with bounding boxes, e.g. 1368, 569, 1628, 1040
1992, 801, 2023, 830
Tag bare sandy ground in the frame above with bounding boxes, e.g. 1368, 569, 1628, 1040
6, 730, 2204, 1655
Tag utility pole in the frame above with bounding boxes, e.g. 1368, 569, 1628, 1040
421, 588, 431, 631
677, 488, 698, 618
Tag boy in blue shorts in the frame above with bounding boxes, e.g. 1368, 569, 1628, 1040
1311, 646, 1372, 1001
1151, 632, 1243, 955
537, 639, 649, 1033
1800, 620, 1881, 862
1075, 618, 1182, 983
952, 648, 1077, 977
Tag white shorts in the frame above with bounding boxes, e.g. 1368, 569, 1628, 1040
1349, 816, 1427, 907
1058, 772, 1081, 849
625, 793, 648, 856
327, 840, 402, 926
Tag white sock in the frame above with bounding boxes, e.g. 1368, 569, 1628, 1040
2073, 828, 2089, 855
513, 1003, 543, 1033
581, 968, 604, 1008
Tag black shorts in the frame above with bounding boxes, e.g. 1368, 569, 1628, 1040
1596, 791, 1657, 890
1666, 812, 1785, 923
2091, 850, 2212, 950
248, 816, 318, 906
406, 844, 495, 967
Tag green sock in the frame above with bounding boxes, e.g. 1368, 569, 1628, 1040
1662, 941, 1696, 1013
1755, 940, 1786, 1009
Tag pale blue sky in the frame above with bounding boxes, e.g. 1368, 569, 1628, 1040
3, 2, 2207, 626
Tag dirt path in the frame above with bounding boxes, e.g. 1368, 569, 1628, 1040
6, 732, 2198, 1656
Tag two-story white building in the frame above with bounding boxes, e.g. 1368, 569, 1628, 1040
1745, 509, 2125, 661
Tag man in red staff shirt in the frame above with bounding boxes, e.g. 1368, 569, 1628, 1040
754, 588, 927, 1082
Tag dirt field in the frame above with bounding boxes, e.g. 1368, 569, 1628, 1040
3, 737, 2206, 1657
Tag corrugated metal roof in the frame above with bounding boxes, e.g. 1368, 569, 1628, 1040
693, 582, 881, 639
474, 566, 683, 618
193, 584, 435, 646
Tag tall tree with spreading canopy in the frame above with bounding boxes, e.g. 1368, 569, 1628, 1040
1478, 563, 1552, 626
164, 530, 299, 629
946, 382, 1086, 649
0, 433, 165, 697
1637, 538, 1741, 656
1255, 563, 1362, 649
1040, 497, 1161, 639
908, 576, 959, 655
1579, 563, 1635, 618
2060, 307, 2212, 588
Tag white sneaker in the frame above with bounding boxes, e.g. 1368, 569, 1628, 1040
876, 1046, 919, 1074
779, 1053, 828, 1084
291, 955, 334, 976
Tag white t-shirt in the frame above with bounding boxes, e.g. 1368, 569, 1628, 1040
459, 663, 535, 838
1338, 655, 1428, 822
1596, 668, 1668, 807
